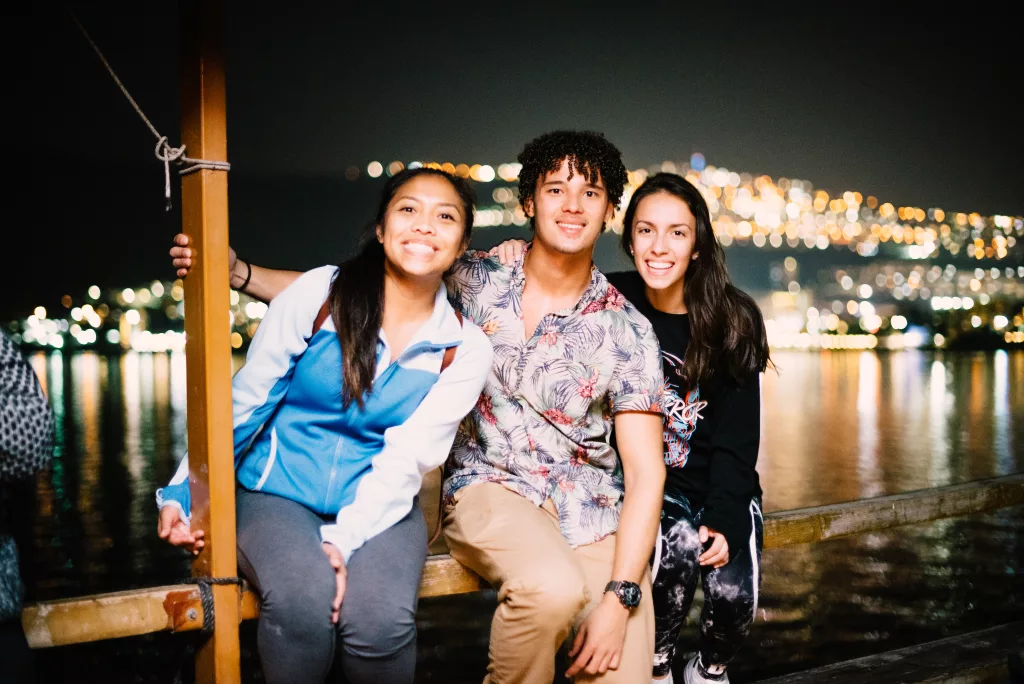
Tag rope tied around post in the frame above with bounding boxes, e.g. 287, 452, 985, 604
154, 136, 233, 210
179, 576, 244, 636
69, 9, 230, 211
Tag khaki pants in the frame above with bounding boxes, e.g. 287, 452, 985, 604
443, 482, 654, 684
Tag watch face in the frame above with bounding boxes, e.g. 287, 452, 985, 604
622, 584, 641, 607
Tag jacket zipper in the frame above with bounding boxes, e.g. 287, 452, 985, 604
253, 428, 278, 491
324, 435, 344, 511
321, 341, 451, 512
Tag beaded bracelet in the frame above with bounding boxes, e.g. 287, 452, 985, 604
237, 260, 252, 291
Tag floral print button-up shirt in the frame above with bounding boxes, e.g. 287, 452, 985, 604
443, 248, 664, 547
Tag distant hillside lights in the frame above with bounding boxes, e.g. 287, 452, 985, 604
12, 278, 265, 353
13, 251, 1024, 354
828, 264, 1024, 307
760, 262, 1023, 351
13, 272, 1023, 353
8, 156, 1024, 353
344, 155, 1022, 261
765, 326, 931, 351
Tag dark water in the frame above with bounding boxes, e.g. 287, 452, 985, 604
14, 350, 1024, 683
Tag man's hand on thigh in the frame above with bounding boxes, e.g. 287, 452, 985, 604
565, 593, 630, 677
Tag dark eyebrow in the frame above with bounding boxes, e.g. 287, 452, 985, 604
540, 179, 606, 190
394, 194, 462, 217
437, 203, 463, 217
635, 219, 693, 229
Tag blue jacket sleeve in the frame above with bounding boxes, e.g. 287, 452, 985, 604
155, 266, 337, 520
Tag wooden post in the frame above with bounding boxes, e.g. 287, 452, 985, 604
179, 1, 240, 682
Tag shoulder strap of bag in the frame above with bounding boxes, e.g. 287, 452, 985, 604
428, 309, 464, 548
312, 305, 463, 361
439, 310, 463, 373
311, 300, 331, 336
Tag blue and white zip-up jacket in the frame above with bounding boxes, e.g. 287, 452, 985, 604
156, 265, 492, 563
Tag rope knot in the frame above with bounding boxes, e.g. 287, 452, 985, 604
155, 136, 186, 163
70, 9, 229, 212
180, 576, 244, 635
155, 137, 188, 210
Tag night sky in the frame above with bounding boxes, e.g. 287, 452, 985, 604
16, 1, 1022, 321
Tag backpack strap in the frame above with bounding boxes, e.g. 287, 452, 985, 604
428, 309, 465, 549
311, 300, 331, 336
313, 305, 463, 356
439, 310, 463, 373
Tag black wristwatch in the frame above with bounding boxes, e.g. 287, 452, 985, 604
604, 580, 642, 609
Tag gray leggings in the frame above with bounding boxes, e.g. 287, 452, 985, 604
236, 488, 427, 684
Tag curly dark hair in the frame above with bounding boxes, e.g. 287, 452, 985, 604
516, 131, 628, 224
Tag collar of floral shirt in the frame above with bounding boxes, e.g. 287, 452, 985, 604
510, 241, 607, 319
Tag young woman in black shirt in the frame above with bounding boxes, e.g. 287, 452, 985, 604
491, 172, 770, 684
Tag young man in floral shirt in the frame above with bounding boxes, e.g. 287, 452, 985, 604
167, 130, 666, 683
442, 131, 666, 683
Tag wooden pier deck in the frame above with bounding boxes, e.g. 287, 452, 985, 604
22, 473, 1024, 650
754, 621, 1024, 684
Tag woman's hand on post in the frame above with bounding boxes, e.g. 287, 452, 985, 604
170, 233, 239, 283
170, 234, 194, 277
487, 239, 527, 265
157, 506, 205, 555
697, 526, 729, 568
321, 542, 348, 624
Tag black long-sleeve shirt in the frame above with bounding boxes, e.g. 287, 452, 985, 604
608, 271, 762, 554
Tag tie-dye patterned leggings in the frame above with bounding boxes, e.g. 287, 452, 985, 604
650, 493, 763, 677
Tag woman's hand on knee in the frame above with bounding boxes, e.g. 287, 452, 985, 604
698, 526, 729, 568
321, 543, 348, 624
157, 506, 205, 555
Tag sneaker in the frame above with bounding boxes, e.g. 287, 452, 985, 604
683, 655, 729, 684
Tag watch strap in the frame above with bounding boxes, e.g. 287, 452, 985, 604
604, 580, 641, 608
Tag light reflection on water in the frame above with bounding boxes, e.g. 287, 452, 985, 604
856, 350, 882, 498
15, 349, 1024, 683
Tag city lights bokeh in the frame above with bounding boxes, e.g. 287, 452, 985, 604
8, 157, 1023, 353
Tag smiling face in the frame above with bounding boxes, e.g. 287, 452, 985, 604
630, 191, 698, 294
525, 157, 614, 257
377, 174, 469, 281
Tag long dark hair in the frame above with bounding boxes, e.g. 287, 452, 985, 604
329, 167, 476, 409
621, 172, 771, 390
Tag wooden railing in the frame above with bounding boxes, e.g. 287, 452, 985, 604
21, 473, 1024, 649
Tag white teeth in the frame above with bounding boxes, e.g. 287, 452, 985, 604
557, 222, 584, 230
646, 261, 674, 271
404, 243, 434, 255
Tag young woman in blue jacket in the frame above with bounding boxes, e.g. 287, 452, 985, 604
156, 168, 493, 684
